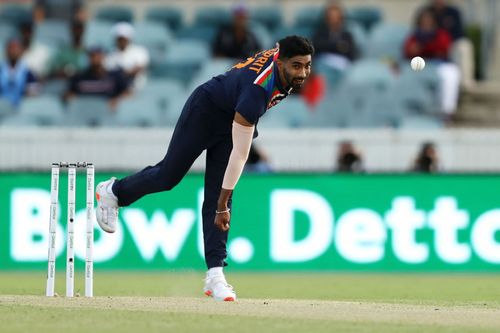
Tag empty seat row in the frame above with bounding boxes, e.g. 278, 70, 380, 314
94, 4, 382, 33
0, 87, 188, 128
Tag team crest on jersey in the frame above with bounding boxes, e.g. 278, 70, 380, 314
267, 89, 287, 109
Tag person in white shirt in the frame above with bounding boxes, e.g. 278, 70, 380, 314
105, 22, 150, 90
20, 21, 52, 78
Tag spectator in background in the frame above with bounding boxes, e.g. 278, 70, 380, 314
212, 3, 261, 60
244, 144, 272, 173
405, 9, 451, 61
413, 142, 439, 173
33, 0, 86, 23
423, 0, 475, 88
336, 141, 363, 173
0, 38, 38, 108
425, 0, 464, 41
312, 1, 358, 71
404, 9, 460, 116
50, 20, 87, 79
65, 47, 131, 110
105, 22, 150, 90
19, 21, 52, 78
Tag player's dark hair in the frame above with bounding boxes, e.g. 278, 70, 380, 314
278, 35, 314, 59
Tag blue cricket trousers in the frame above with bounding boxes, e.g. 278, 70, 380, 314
113, 86, 234, 269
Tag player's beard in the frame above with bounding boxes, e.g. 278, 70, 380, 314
284, 68, 306, 93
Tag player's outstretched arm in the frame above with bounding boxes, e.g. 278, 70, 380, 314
215, 113, 254, 232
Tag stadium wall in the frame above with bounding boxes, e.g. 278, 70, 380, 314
2, 128, 500, 172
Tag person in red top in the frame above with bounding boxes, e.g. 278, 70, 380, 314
404, 9, 452, 60
404, 9, 460, 116
422, 0, 475, 88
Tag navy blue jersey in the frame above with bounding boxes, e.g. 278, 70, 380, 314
202, 47, 292, 125
69, 68, 130, 98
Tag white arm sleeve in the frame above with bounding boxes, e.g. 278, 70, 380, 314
222, 121, 255, 190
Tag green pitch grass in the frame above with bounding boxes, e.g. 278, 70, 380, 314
1, 272, 499, 332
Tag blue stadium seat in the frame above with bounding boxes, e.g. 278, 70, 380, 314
346, 21, 368, 55
400, 61, 440, 93
338, 61, 402, 128
345, 90, 401, 128
65, 97, 112, 127
0, 113, 40, 127
114, 96, 163, 127
95, 6, 134, 23
304, 67, 402, 129
346, 6, 383, 32
150, 40, 210, 86
17, 95, 64, 126
313, 57, 346, 90
188, 59, 234, 91
193, 6, 231, 28
43, 79, 68, 97
302, 93, 349, 128
267, 96, 310, 127
250, 22, 273, 49
35, 20, 71, 48
250, 6, 283, 32
344, 59, 396, 92
0, 4, 31, 26
175, 25, 217, 44
0, 98, 14, 121
145, 6, 184, 32
141, 78, 186, 111
164, 92, 190, 126
134, 21, 173, 65
0, 22, 17, 42
83, 20, 114, 51
392, 66, 440, 114
259, 96, 311, 128
365, 23, 410, 61
258, 107, 293, 129
272, 26, 314, 42
399, 115, 444, 129
294, 7, 323, 30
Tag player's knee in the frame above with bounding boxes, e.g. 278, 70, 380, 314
158, 176, 178, 191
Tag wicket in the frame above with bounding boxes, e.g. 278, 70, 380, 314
46, 162, 95, 297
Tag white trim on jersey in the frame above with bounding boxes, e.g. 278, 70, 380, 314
253, 62, 274, 85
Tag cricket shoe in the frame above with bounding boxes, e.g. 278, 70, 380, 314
95, 177, 119, 233
204, 274, 236, 302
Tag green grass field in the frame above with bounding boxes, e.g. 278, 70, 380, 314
1, 272, 500, 332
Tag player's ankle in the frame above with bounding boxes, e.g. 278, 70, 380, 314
207, 266, 224, 278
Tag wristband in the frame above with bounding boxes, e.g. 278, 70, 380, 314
215, 208, 230, 214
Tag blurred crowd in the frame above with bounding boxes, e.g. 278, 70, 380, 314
334, 140, 439, 173
245, 141, 440, 173
0, 0, 483, 127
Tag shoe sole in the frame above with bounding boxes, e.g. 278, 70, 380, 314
204, 290, 235, 302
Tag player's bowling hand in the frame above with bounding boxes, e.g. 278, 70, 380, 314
215, 211, 231, 232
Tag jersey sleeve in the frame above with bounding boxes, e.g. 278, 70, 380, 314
235, 84, 267, 124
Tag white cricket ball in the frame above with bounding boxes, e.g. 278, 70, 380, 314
411, 56, 425, 71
